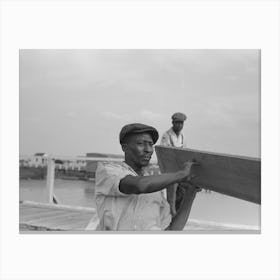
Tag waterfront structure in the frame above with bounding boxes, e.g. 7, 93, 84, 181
86, 153, 124, 178
30, 153, 48, 167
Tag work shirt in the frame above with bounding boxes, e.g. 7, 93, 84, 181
160, 128, 186, 148
94, 161, 171, 231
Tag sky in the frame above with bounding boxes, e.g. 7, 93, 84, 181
19, 49, 260, 158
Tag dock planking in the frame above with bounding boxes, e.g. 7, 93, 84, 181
20, 201, 98, 231
20, 200, 259, 232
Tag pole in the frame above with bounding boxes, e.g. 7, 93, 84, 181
46, 156, 55, 204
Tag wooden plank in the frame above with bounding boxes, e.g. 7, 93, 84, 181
55, 216, 93, 230
19, 201, 96, 231
21, 207, 82, 220
20, 210, 81, 223
20, 201, 96, 212
23, 212, 85, 228
28, 214, 91, 230
19, 205, 75, 220
19, 206, 46, 216
19, 207, 66, 219
155, 145, 261, 204
19, 207, 64, 216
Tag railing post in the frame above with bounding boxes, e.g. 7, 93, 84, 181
46, 156, 55, 204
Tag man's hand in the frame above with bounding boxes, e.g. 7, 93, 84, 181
166, 180, 201, 231
177, 160, 199, 182
180, 181, 202, 193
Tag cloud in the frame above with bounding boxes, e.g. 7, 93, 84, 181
140, 110, 164, 120
101, 111, 130, 121
23, 117, 41, 124
226, 75, 239, 81
65, 112, 78, 119
100, 110, 164, 124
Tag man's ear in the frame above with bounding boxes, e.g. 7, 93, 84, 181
121, 143, 128, 152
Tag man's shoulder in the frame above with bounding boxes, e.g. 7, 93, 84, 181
97, 161, 136, 177
161, 128, 173, 138
97, 161, 123, 173
165, 127, 173, 134
167, 128, 175, 136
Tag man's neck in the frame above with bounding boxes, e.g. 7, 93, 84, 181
124, 159, 144, 176
172, 127, 181, 137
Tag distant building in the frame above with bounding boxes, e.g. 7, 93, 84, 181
66, 159, 87, 171
30, 153, 48, 167
76, 159, 87, 171
19, 159, 30, 167
53, 159, 87, 171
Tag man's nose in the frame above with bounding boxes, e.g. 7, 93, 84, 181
144, 144, 153, 153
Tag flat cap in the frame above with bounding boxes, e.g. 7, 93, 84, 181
119, 123, 159, 144
172, 112, 187, 122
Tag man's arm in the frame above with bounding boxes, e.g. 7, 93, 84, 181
166, 184, 178, 216
160, 132, 172, 146
165, 182, 198, 231
119, 162, 195, 195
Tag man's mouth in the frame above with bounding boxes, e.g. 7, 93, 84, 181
142, 156, 151, 161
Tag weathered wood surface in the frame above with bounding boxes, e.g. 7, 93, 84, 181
19, 201, 98, 231
19, 201, 259, 231
155, 146, 261, 204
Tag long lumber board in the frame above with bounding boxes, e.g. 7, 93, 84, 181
155, 145, 261, 204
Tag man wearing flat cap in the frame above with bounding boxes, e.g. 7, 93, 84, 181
161, 112, 187, 148
160, 112, 187, 216
94, 123, 199, 231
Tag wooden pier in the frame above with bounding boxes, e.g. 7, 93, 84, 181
19, 201, 98, 231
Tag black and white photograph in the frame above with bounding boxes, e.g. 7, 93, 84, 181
1, 1, 280, 280
19, 49, 261, 233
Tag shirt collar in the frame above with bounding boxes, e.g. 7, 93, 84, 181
121, 161, 149, 176
168, 127, 183, 137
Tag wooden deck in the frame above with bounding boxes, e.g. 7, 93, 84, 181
19, 201, 259, 232
19, 201, 98, 231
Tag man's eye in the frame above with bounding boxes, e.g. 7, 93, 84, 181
146, 143, 154, 147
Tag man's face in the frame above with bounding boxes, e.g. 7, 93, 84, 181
172, 120, 184, 134
123, 133, 154, 168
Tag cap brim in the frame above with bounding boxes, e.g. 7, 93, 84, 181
129, 128, 159, 144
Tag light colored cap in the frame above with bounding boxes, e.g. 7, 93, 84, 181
172, 112, 187, 122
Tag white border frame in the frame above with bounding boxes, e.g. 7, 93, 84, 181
1, 1, 279, 280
